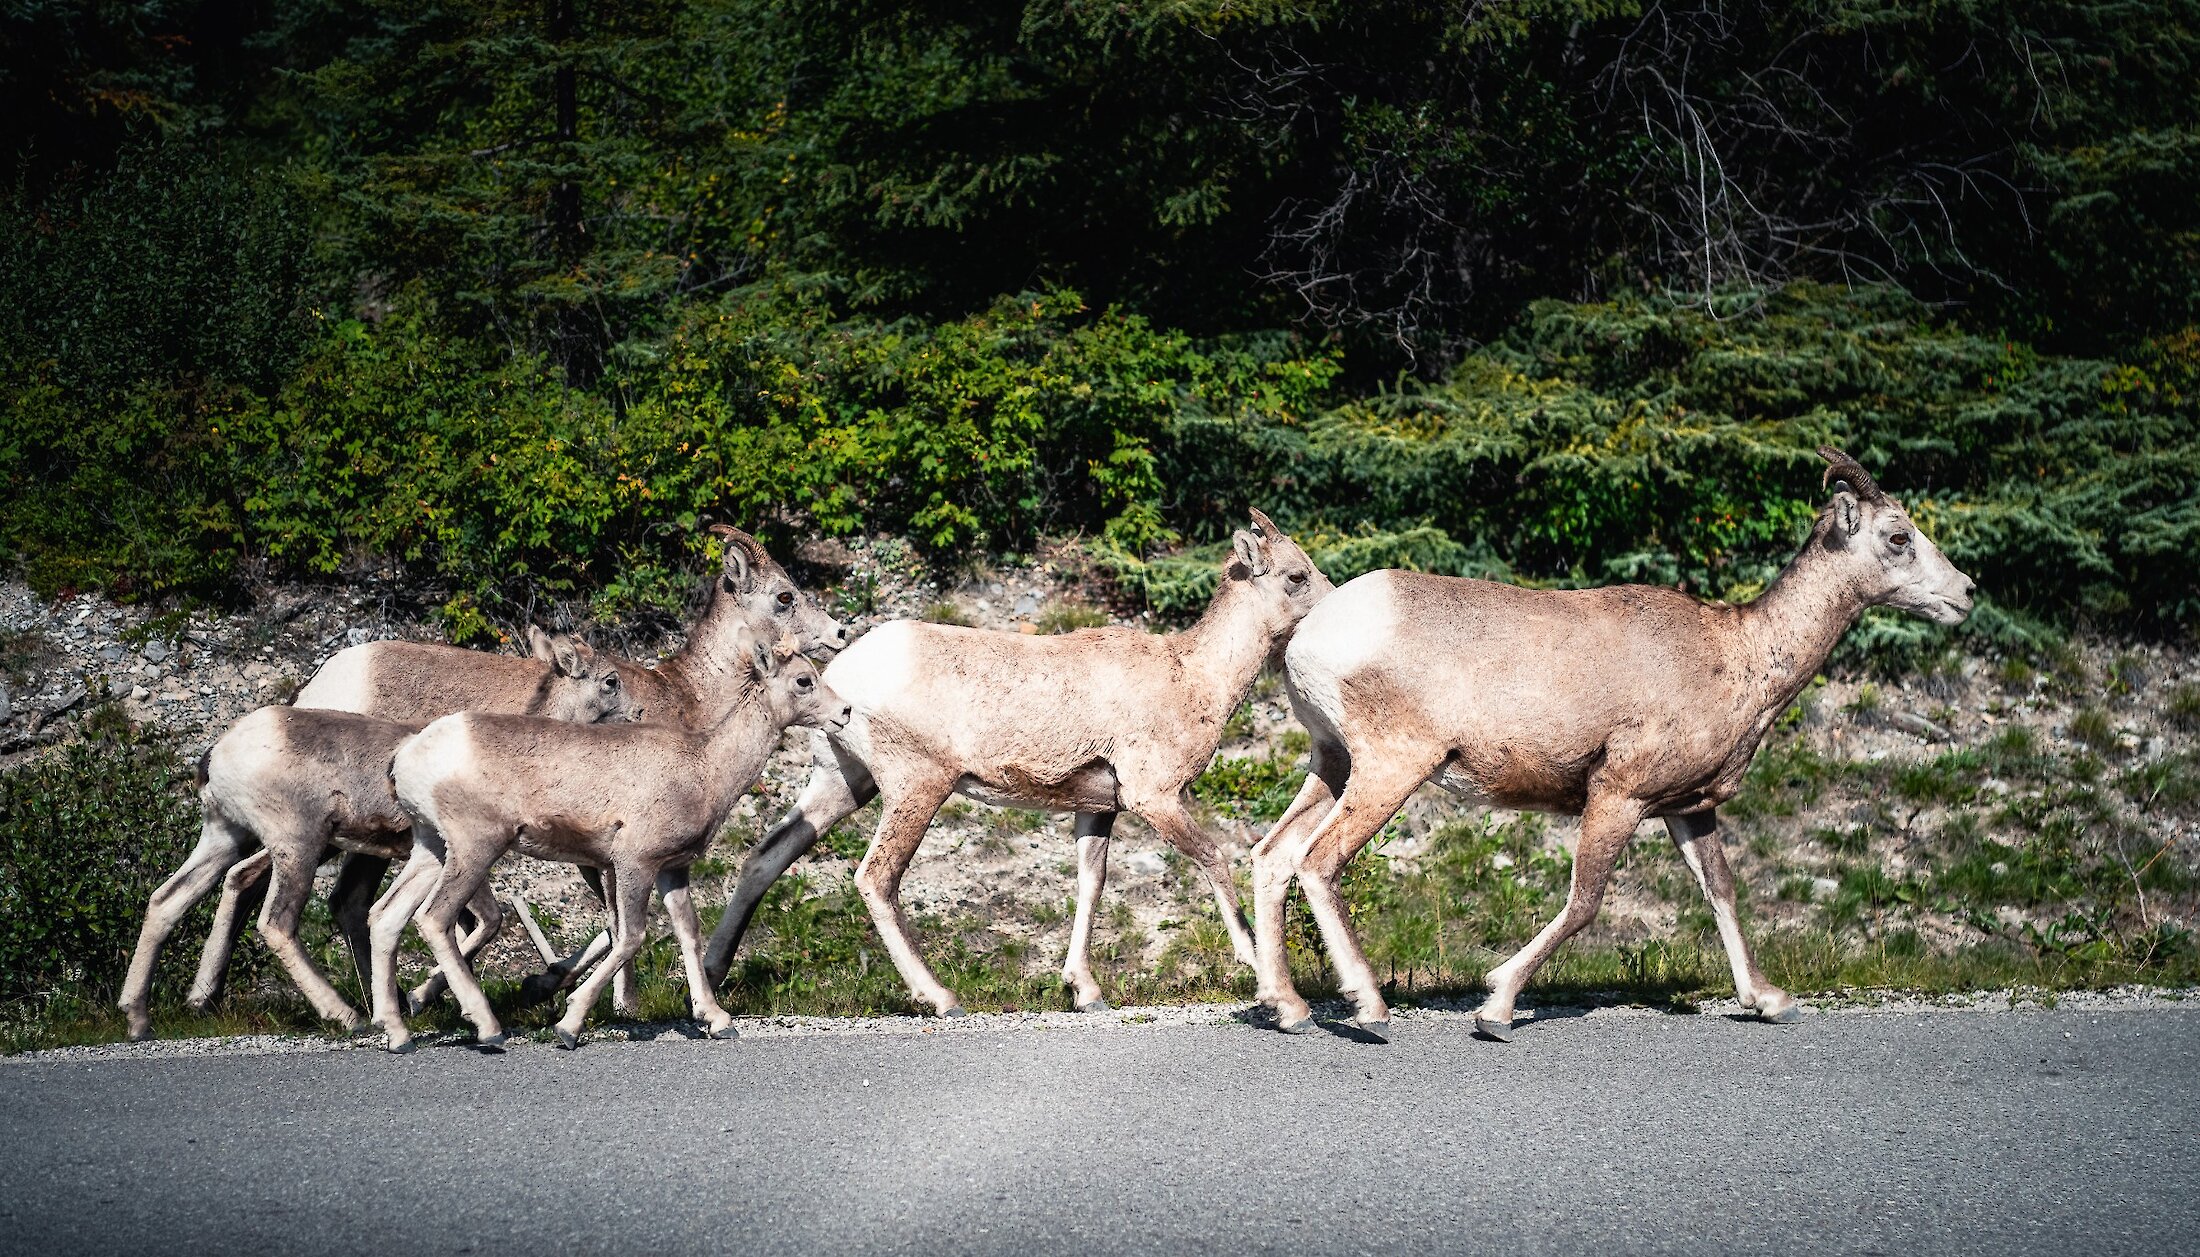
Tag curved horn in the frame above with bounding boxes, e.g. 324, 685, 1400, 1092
1817, 446, 1885, 502
1247, 507, 1279, 538
708, 522, 772, 574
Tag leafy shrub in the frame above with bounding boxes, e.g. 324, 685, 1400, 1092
0, 735, 203, 1004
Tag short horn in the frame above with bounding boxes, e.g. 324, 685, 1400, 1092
1817, 445, 1884, 502
709, 523, 770, 566
1247, 507, 1278, 537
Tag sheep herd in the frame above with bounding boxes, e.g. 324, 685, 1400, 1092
119, 448, 1976, 1050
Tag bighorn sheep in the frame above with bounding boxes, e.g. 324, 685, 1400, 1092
185, 525, 844, 1014
116, 633, 630, 1041
371, 634, 851, 1050
700, 510, 1331, 1016
1252, 447, 1975, 1040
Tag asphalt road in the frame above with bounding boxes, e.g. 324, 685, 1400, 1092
4, 1004, 2197, 1257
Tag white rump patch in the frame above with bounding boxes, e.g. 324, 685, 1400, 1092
294, 645, 373, 714
1283, 571, 1401, 736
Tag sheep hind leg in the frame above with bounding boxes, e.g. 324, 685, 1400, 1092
1249, 740, 1346, 1018
366, 840, 444, 1052
516, 866, 610, 1008
1061, 812, 1115, 1011
1477, 792, 1647, 1040
119, 814, 257, 1040
257, 842, 362, 1031
185, 848, 269, 1012
851, 779, 962, 1017
407, 882, 504, 1011
411, 835, 507, 1048
555, 862, 656, 1049
1666, 810, 1798, 1024
1289, 758, 1434, 1039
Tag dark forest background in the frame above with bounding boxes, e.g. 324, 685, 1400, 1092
5, 0, 2197, 646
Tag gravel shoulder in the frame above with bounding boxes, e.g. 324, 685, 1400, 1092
12, 984, 2192, 1064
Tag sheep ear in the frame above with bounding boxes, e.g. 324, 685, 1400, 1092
549, 635, 588, 679
711, 524, 754, 591
526, 626, 556, 662
1231, 529, 1271, 577
1833, 490, 1862, 538
751, 637, 776, 677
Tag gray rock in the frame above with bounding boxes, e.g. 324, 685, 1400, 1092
0, 684, 11, 722
1810, 876, 1841, 902
100, 643, 125, 663
1890, 711, 1951, 741
143, 640, 169, 663
1014, 592, 1040, 616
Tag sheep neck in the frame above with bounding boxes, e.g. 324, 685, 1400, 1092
1174, 573, 1279, 730
1736, 527, 1869, 719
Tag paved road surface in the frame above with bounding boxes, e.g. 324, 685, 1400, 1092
4, 1005, 2196, 1256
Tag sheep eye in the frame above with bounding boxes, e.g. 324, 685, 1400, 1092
1287, 570, 1309, 586
604, 675, 619, 689
797, 675, 814, 690
776, 590, 795, 608
1889, 532, 1910, 548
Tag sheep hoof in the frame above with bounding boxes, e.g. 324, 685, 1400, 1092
385, 1035, 417, 1055
553, 1026, 582, 1050
940, 1006, 969, 1019
516, 973, 564, 1008
1278, 1017, 1317, 1036
709, 1022, 741, 1041
1076, 999, 1111, 1013
476, 1032, 509, 1052
1760, 1003, 1805, 1025
124, 1020, 153, 1043
1473, 1015, 1513, 1043
1357, 1019, 1391, 1043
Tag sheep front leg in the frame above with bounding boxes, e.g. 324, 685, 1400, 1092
1665, 810, 1798, 1024
703, 743, 875, 987
1477, 792, 1646, 1040
1137, 795, 1257, 969
660, 868, 737, 1039
1061, 812, 1115, 1011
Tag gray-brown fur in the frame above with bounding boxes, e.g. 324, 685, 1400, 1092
116, 635, 632, 1040
369, 633, 851, 1050
700, 510, 1332, 1015
188, 526, 845, 1013
1251, 447, 1976, 1039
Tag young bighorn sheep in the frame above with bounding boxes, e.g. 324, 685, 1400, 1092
116, 634, 630, 1041
189, 525, 845, 1012
1251, 448, 1975, 1041
700, 510, 1331, 1016
371, 634, 851, 1050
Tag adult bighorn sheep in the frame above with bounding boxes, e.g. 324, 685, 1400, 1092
700, 510, 1331, 1016
1251, 448, 1974, 1041
371, 633, 850, 1050
116, 633, 630, 1041
182, 525, 844, 1016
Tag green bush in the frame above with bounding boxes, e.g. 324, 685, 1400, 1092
0, 734, 203, 1004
